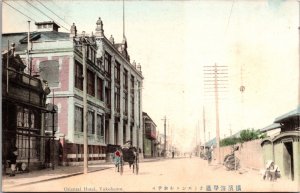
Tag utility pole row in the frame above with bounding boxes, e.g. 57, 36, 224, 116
161, 116, 167, 158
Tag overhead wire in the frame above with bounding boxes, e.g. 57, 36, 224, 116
24, 0, 70, 32
225, 0, 235, 34
13, 1, 42, 21
3, 1, 37, 22
35, 0, 72, 27
49, 0, 65, 13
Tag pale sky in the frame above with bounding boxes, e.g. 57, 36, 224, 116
2, 0, 299, 152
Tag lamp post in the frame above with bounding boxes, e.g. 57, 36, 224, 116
161, 116, 167, 158
51, 90, 56, 170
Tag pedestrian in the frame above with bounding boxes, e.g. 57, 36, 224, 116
114, 149, 122, 172
8, 146, 18, 177
172, 151, 175, 159
263, 160, 280, 181
206, 147, 212, 165
45, 138, 51, 168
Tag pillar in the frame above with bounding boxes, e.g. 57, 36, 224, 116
126, 71, 131, 141
118, 63, 124, 145
109, 55, 115, 144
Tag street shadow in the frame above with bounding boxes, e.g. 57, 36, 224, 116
136, 172, 150, 175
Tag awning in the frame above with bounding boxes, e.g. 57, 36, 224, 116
260, 123, 281, 133
274, 106, 300, 123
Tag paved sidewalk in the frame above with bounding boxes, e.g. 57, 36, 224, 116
2, 157, 162, 189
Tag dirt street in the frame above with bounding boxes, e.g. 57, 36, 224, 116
3, 157, 299, 192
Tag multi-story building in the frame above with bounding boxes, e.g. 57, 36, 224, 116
142, 112, 157, 158
2, 18, 143, 166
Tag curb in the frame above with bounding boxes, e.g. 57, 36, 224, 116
4, 166, 113, 188
4, 159, 166, 188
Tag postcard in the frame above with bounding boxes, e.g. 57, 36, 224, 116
1, 0, 299, 192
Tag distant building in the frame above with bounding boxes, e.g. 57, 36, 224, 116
156, 133, 165, 157
2, 18, 144, 166
142, 112, 157, 158
205, 138, 216, 148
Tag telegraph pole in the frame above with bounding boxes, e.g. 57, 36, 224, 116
195, 122, 198, 156
27, 20, 32, 171
162, 116, 167, 158
203, 63, 228, 164
240, 64, 245, 131
198, 120, 200, 157
27, 21, 31, 75
298, 0, 300, 106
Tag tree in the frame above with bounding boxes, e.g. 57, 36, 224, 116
220, 137, 241, 147
240, 128, 265, 142
220, 128, 267, 147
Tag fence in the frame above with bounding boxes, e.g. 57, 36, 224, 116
216, 139, 264, 170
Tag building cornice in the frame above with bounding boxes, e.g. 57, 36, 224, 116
97, 36, 144, 79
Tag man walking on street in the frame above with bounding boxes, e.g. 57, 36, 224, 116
206, 146, 212, 165
8, 146, 18, 177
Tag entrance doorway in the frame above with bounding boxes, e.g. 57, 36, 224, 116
114, 122, 118, 145
105, 120, 109, 144
283, 142, 294, 181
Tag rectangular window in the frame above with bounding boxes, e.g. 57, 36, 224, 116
24, 109, 29, 127
88, 111, 95, 134
16, 107, 35, 128
123, 70, 128, 90
15, 106, 40, 160
87, 69, 95, 96
75, 60, 83, 90
97, 77, 103, 101
115, 62, 120, 84
96, 114, 104, 137
92, 48, 94, 62
114, 87, 120, 113
96, 114, 102, 136
104, 52, 111, 75
105, 82, 111, 107
131, 95, 134, 118
123, 124, 126, 144
17, 109, 23, 127
87, 46, 90, 60
130, 75, 134, 94
97, 57, 102, 68
123, 92, 128, 116
75, 106, 83, 132
101, 116, 104, 137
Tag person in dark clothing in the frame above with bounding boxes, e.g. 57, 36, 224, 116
45, 139, 51, 167
8, 146, 18, 177
206, 147, 212, 165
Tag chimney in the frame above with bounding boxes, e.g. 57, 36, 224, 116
70, 23, 77, 38
35, 21, 60, 32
